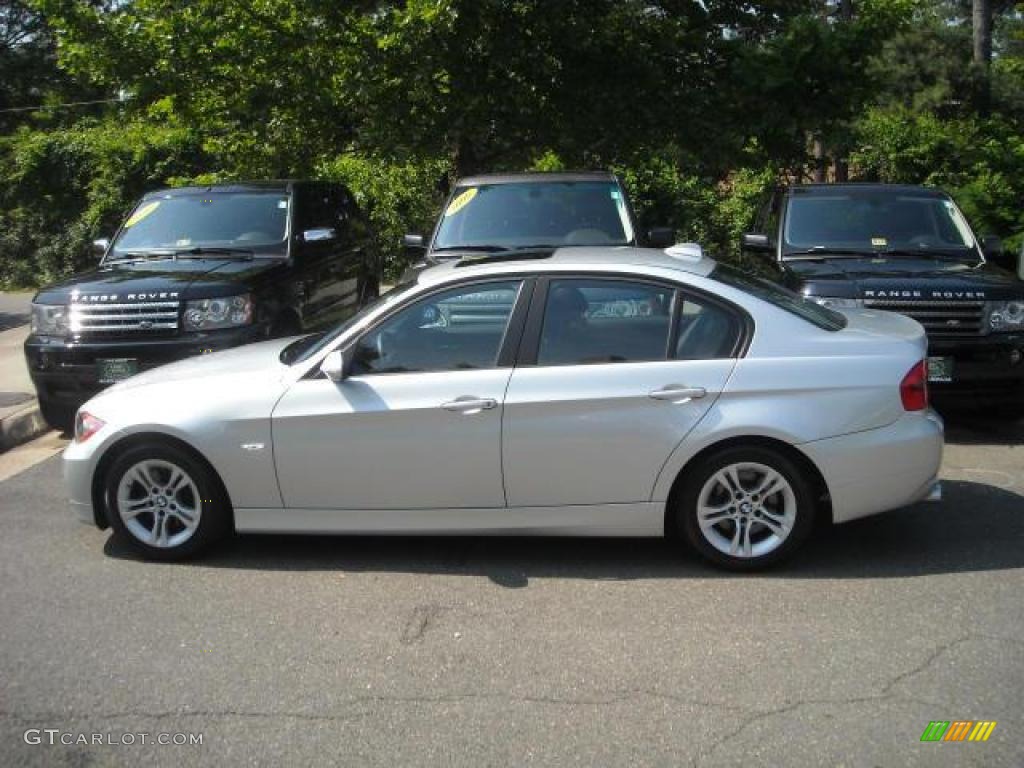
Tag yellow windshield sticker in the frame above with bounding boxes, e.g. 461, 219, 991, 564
445, 188, 478, 217
871, 237, 887, 247
124, 201, 160, 228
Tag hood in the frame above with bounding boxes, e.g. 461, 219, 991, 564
105, 337, 295, 395
786, 257, 1024, 301
32, 257, 287, 305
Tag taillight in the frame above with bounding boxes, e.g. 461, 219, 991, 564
74, 411, 106, 443
900, 360, 928, 411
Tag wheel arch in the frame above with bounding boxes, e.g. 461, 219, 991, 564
663, 435, 833, 536
90, 432, 235, 531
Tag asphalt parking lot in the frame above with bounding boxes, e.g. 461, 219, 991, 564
0, 414, 1021, 767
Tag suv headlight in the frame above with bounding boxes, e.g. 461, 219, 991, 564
30, 303, 69, 335
987, 300, 1024, 331
183, 294, 253, 331
809, 297, 863, 309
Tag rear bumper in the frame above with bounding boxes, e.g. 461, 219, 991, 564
24, 324, 268, 409
928, 333, 1024, 405
799, 410, 944, 524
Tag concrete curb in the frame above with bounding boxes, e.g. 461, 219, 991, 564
0, 400, 49, 454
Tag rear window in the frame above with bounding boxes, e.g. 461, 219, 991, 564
710, 265, 846, 332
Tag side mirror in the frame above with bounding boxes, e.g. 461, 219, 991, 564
646, 227, 675, 249
320, 349, 351, 382
981, 234, 1004, 258
303, 228, 337, 243
741, 233, 774, 253
92, 238, 110, 257
403, 233, 426, 250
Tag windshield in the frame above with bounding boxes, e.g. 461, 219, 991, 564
710, 264, 846, 331
783, 190, 978, 259
433, 181, 634, 251
110, 192, 290, 258
280, 281, 416, 365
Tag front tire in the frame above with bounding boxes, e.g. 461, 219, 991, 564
104, 442, 232, 561
674, 446, 816, 571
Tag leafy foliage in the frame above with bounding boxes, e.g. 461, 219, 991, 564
1, 0, 1022, 288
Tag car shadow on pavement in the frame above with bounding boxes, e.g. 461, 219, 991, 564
103, 480, 1024, 586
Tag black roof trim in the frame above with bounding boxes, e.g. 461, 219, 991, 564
453, 249, 557, 267
142, 180, 322, 199
455, 170, 617, 186
789, 183, 948, 198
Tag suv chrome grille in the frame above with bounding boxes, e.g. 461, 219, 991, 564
69, 301, 180, 335
862, 299, 986, 337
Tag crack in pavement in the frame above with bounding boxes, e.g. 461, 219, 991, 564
692, 633, 979, 768
0, 689, 749, 727
399, 603, 449, 645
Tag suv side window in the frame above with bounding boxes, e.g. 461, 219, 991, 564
537, 279, 673, 365
297, 186, 347, 235
353, 281, 523, 374
674, 295, 742, 360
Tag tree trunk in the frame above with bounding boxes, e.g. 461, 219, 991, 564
973, 0, 993, 66
812, 134, 827, 183
973, 0, 993, 113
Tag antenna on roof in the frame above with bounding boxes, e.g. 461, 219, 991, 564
664, 243, 704, 261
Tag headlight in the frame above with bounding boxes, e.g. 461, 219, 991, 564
30, 303, 69, 335
183, 294, 253, 331
809, 297, 862, 309
987, 300, 1024, 331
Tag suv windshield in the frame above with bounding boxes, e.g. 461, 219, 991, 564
433, 181, 634, 251
710, 264, 846, 331
783, 190, 978, 260
110, 192, 290, 258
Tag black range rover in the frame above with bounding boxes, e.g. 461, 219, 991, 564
743, 184, 1024, 415
400, 171, 675, 278
25, 180, 381, 428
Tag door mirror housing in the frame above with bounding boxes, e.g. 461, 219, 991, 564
646, 227, 675, 249
403, 233, 426, 251
741, 233, 773, 253
303, 227, 337, 243
92, 238, 110, 257
981, 234, 1005, 259
320, 348, 354, 382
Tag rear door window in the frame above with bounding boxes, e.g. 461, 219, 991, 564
537, 279, 673, 365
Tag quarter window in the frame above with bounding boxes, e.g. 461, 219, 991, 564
674, 296, 742, 360
537, 279, 673, 365
353, 281, 522, 374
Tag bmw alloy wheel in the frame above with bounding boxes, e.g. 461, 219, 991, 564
695, 462, 797, 559
116, 459, 202, 549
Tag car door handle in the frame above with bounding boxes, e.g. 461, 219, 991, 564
649, 385, 706, 402
441, 397, 497, 413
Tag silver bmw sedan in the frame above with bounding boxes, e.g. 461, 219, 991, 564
64, 247, 943, 570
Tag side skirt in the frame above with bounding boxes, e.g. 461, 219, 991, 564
233, 502, 664, 537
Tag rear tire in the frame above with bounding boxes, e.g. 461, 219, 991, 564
674, 445, 816, 571
104, 442, 232, 561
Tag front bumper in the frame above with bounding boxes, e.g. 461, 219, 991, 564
927, 333, 1024, 405
800, 409, 944, 524
24, 324, 268, 409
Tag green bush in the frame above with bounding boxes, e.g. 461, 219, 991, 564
318, 153, 451, 281
0, 117, 207, 288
